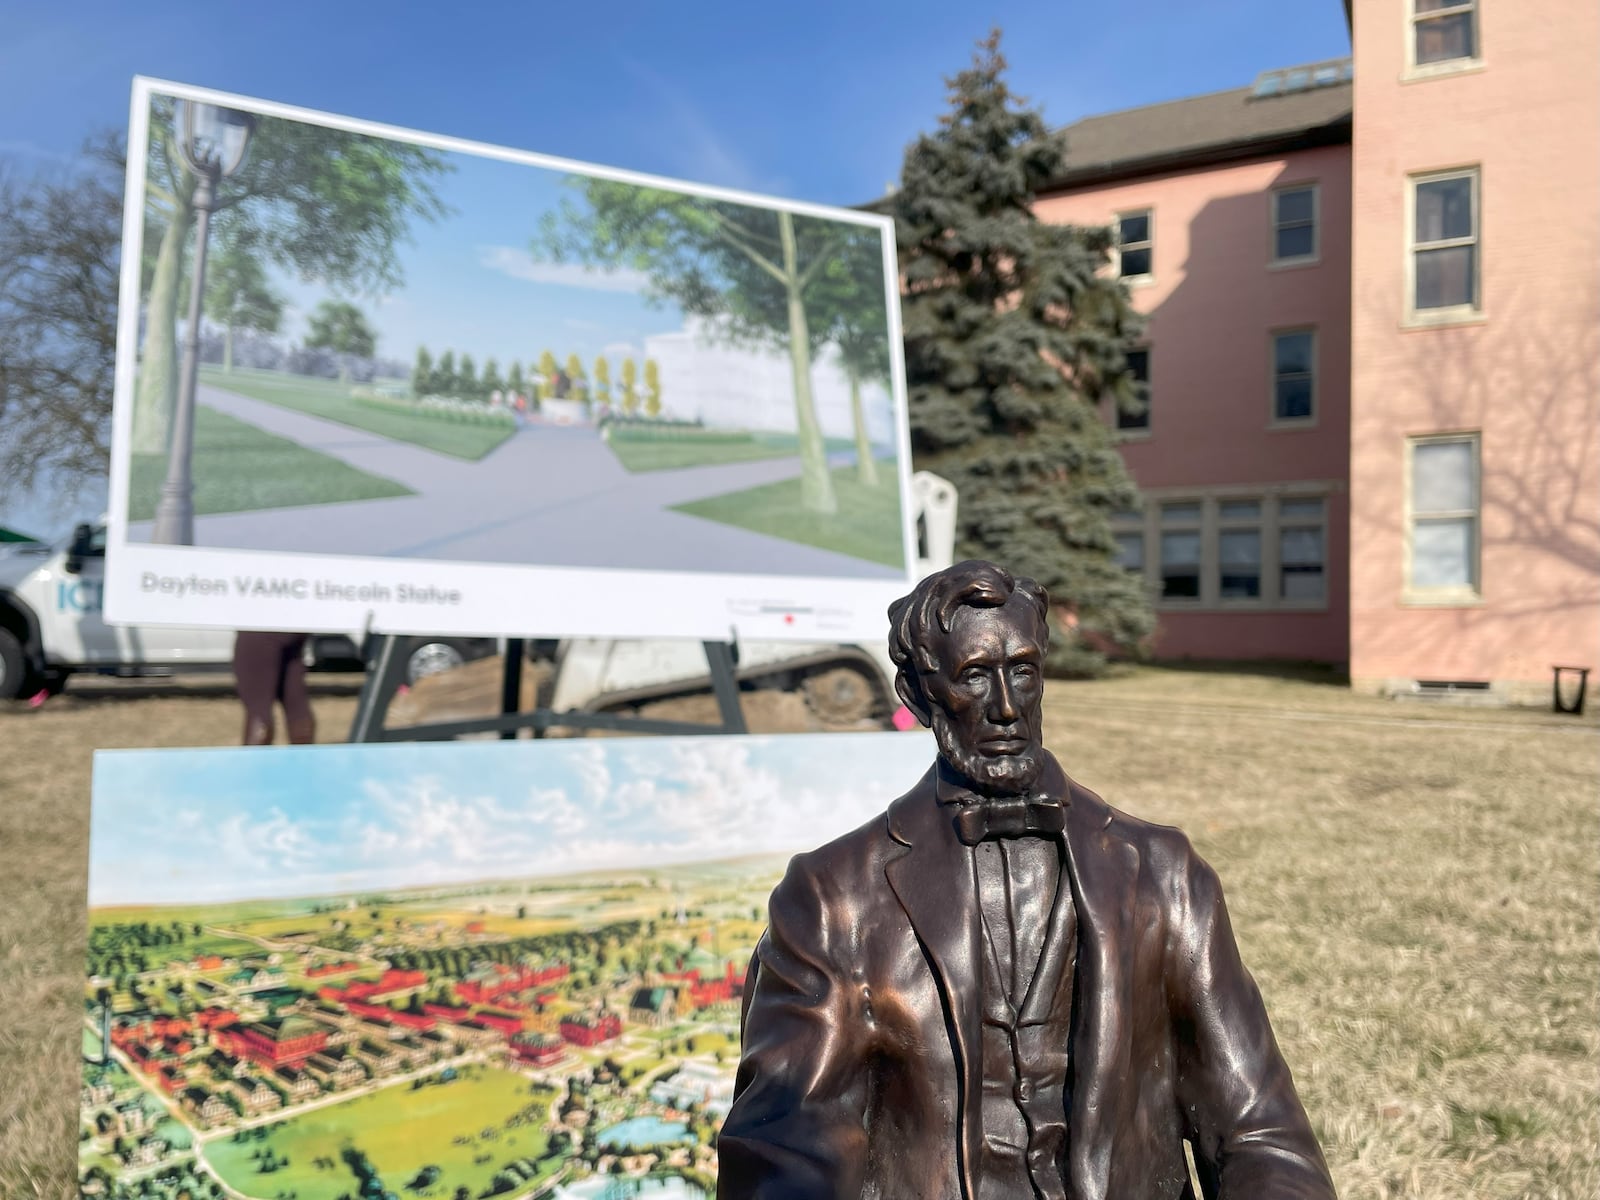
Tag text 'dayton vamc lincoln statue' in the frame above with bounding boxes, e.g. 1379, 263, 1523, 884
717, 560, 1336, 1200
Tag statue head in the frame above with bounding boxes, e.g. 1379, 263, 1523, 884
888, 561, 1051, 796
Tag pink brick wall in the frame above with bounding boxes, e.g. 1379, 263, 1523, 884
1036, 146, 1352, 663
1348, 0, 1600, 691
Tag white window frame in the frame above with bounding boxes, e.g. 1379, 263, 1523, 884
1117, 487, 1333, 612
1157, 501, 1203, 604
1404, 433, 1482, 605
1269, 327, 1317, 428
1405, 167, 1482, 326
1115, 208, 1154, 285
1116, 346, 1152, 438
1216, 500, 1265, 606
1406, 0, 1481, 77
1277, 497, 1328, 604
1111, 509, 1146, 579
1269, 184, 1320, 267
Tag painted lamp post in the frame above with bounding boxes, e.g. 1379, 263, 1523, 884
150, 100, 255, 545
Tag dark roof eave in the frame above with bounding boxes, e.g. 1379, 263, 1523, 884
1037, 114, 1352, 195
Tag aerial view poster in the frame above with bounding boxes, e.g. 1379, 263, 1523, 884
105, 77, 915, 642
79, 732, 932, 1200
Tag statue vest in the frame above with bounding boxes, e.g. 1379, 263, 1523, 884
973, 839, 1077, 1200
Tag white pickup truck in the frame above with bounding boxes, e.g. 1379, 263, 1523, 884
0, 523, 492, 700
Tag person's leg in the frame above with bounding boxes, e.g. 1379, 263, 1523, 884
279, 634, 315, 745
233, 632, 277, 745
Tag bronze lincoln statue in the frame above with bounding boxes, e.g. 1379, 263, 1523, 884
717, 561, 1336, 1200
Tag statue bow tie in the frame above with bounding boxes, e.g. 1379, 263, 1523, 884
951, 795, 1065, 845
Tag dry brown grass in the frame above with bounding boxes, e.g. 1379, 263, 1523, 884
0, 665, 1594, 1199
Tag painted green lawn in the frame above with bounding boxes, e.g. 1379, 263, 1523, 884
203, 1067, 556, 1200
202, 368, 512, 460
127, 406, 412, 521
606, 430, 855, 473
673, 464, 905, 568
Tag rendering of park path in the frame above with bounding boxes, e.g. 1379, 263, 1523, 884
128, 379, 904, 580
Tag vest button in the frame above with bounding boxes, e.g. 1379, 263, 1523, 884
1017, 1081, 1033, 1101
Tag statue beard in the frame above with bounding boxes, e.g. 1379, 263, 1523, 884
930, 708, 1045, 798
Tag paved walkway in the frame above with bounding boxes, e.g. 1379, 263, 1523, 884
127, 383, 901, 579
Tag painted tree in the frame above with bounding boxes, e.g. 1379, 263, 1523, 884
537, 349, 558, 401
895, 32, 1153, 672
506, 360, 525, 399
481, 357, 503, 398
202, 236, 283, 373
304, 301, 376, 381
458, 353, 477, 399
563, 353, 586, 400
436, 349, 457, 398
806, 228, 893, 487
540, 188, 865, 514
412, 345, 434, 396
643, 358, 662, 417
592, 355, 610, 407
134, 97, 450, 452
619, 357, 638, 415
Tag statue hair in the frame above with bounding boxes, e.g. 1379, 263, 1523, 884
887, 561, 1050, 719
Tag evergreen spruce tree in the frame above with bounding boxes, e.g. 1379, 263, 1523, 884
895, 31, 1154, 673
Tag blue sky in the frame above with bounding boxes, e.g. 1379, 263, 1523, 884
88, 732, 934, 906
0, 1, 1350, 539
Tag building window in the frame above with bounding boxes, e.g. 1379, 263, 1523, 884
1278, 498, 1326, 601
1412, 0, 1477, 68
1408, 435, 1480, 596
1272, 185, 1318, 264
1410, 169, 1479, 316
1119, 348, 1150, 432
1217, 501, 1262, 599
1121, 492, 1329, 610
1114, 531, 1144, 573
1111, 508, 1146, 577
1272, 330, 1316, 422
1117, 210, 1152, 280
1159, 503, 1201, 599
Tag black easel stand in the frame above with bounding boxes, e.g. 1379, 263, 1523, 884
347, 636, 748, 743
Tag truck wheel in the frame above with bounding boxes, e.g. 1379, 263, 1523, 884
404, 638, 467, 684
0, 628, 35, 701
803, 665, 881, 725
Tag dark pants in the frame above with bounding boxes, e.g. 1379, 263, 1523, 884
233, 632, 314, 745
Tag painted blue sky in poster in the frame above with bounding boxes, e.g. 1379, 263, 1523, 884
89, 732, 934, 907
249, 140, 683, 371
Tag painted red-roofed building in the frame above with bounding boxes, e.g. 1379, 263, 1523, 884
687, 963, 744, 1010
214, 1017, 327, 1068
559, 1010, 621, 1047
157, 1064, 185, 1094
473, 1010, 524, 1036
465, 921, 487, 935
423, 1002, 472, 1022
191, 955, 224, 971
195, 1008, 238, 1032
510, 1033, 565, 1067
344, 1000, 394, 1023
389, 1010, 436, 1032
454, 961, 567, 1006
306, 961, 361, 978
